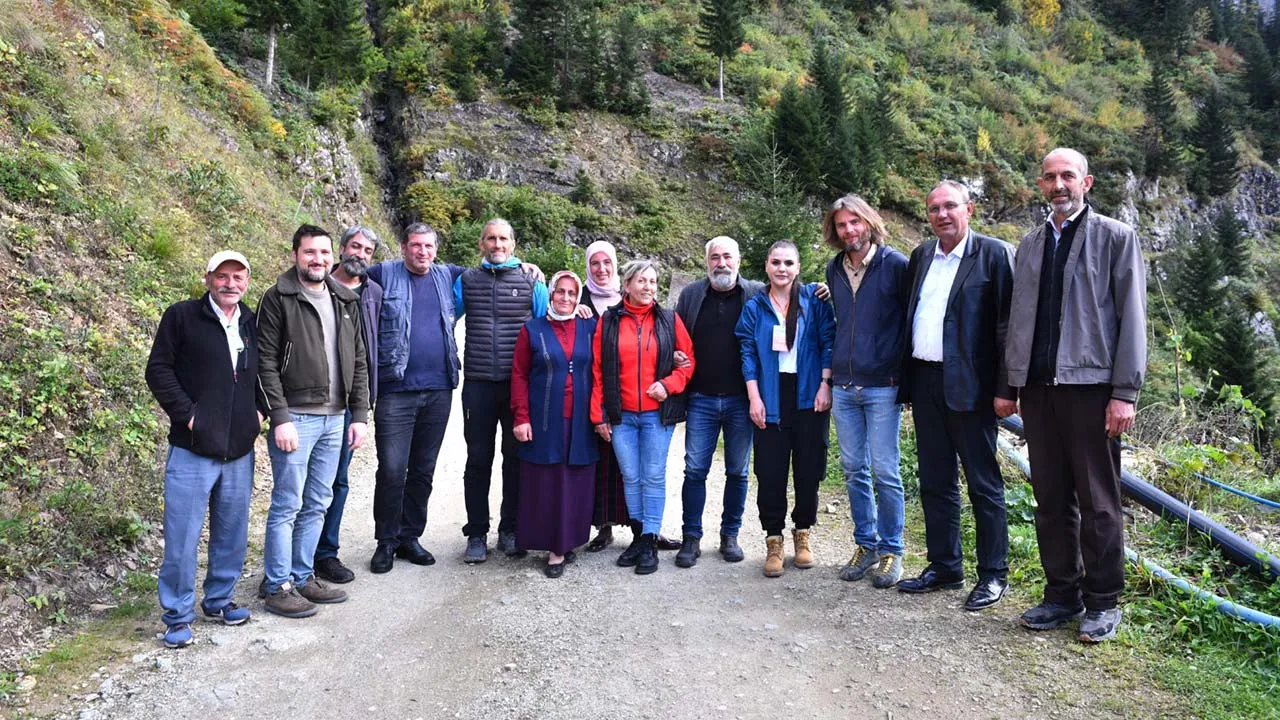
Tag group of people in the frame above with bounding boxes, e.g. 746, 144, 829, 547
145, 146, 1145, 651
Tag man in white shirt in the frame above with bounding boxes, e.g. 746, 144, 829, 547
895, 181, 1016, 611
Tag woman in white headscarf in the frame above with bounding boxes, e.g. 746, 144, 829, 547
511, 271, 599, 577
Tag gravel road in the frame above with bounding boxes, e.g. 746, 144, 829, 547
64, 385, 1174, 720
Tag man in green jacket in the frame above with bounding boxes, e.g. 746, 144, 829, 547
256, 224, 370, 619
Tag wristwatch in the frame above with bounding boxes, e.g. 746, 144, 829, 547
823, 377, 834, 386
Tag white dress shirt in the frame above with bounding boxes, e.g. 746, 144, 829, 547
209, 296, 245, 376
911, 233, 969, 362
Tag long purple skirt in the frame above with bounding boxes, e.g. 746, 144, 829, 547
516, 419, 597, 555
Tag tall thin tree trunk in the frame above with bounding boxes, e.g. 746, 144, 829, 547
266, 24, 277, 88
718, 56, 724, 101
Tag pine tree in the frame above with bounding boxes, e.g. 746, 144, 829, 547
1142, 60, 1182, 176
608, 6, 650, 115
572, 8, 609, 110
479, 0, 508, 77
295, 0, 383, 87
507, 0, 558, 101
698, 0, 748, 101
735, 137, 812, 279
808, 40, 858, 195
772, 80, 829, 197
1170, 225, 1226, 322
1213, 301, 1275, 417
443, 21, 483, 102
1188, 85, 1240, 198
1215, 208, 1249, 278
242, 0, 295, 87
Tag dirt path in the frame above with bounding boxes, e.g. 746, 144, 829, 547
62, 385, 1174, 720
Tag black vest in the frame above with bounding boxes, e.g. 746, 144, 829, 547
460, 265, 535, 381
1029, 208, 1086, 384
599, 302, 687, 426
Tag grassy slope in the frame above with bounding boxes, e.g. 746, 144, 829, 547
0, 0, 385, 648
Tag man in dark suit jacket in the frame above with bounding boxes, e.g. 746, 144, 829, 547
896, 181, 1016, 611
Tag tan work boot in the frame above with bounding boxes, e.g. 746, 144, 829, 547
763, 535, 785, 577
792, 528, 814, 569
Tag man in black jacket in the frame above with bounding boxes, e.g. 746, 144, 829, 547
896, 181, 1015, 610
145, 250, 261, 649
672, 236, 764, 567
256, 225, 370, 619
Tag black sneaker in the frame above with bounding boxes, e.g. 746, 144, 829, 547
635, 534, 659, 575
497, 531, 528, 558
1020, 601, 1086, 630
675, 535, 701, 568
464, 536, 488, 564
616, 535, 643, 567
315, 556, 356, 584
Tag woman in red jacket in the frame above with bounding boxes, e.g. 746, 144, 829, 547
591, 259, 695, 575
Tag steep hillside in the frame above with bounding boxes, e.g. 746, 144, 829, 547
0, 0, 388, 668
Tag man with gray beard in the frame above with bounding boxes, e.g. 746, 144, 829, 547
314, 226, 384, 584
672, 237, 765, 567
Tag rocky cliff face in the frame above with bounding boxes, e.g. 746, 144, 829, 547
1121, 165, 1280, 252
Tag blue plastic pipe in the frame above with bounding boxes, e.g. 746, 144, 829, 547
997, 435, 1280, 628
1126, 549, 1280, 628
998, 415, 1280, 578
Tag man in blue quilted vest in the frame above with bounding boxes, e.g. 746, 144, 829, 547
453, 218, 550, 564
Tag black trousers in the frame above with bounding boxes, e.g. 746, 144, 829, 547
1020, 383, 1125, 611
754, 374, 829, 536
909, 364, 1008, 580
461, 379, 520, 537
373, 390, 452, 544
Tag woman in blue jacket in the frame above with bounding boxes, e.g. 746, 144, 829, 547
735, 241, 835, 578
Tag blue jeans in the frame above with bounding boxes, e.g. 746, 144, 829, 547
316, 409, 352, 561
681, 393, 751, 538
831, 385, 905, 555
264, 413, 344, 592
610, 411, 675, 536
158, 446, 253, 627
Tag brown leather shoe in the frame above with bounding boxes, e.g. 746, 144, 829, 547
264, 583, 317, 619
297, 577, 348, 604
792, 528, 814, 569
763, 535, 785, 577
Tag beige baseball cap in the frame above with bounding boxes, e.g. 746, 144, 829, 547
206, 250, 250, 273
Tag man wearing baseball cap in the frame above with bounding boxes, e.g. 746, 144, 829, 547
145, 250, 262, 648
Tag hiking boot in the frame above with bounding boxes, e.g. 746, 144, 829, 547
264, 583, 317, 619
635, 534, 659, 575
616, 534, 643, 567
315, 556, 356, 584
1078, 608, 1123, 643
792, 528, 815, 569
297, 577, 347, 604
498, 531, 527, 558
202, 601, 250, 626
675, 535, 701, 568
719, 534, 744, 563
839, 545, 879, 581
163, 623, 193, 649
763, 535, 785, 578
870, 554, 903, 588
1019, 601, 1085, 630
464, 536, 488, 564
